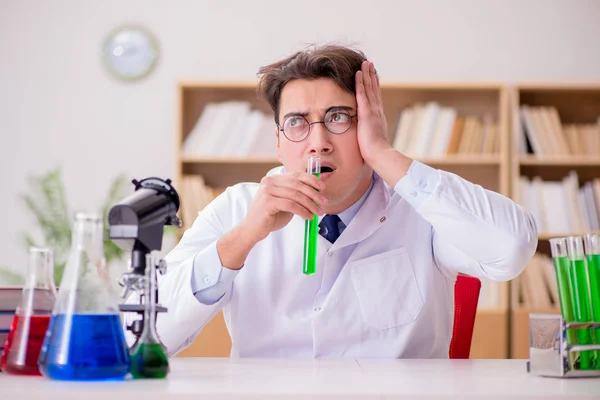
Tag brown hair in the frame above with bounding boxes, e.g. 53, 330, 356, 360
257, 44, 367, 126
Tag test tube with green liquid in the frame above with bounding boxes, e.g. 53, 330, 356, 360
550, 237, 577, 360
584, 233, 600, 369
303, 156, 321, 275
566, 236, 594, 370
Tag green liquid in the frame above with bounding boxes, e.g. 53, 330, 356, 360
553, 256, 577, 349
569, 259, 593, 370
130, 342, 169, 379
587, 254, 600, 369
303, 215, 319, 275
302, 172, 320, 275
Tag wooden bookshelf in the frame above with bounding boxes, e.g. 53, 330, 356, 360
174, 81, 514, 359
508, 83, 600, 358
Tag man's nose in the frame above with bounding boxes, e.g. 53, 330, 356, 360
307, 123, 332, 154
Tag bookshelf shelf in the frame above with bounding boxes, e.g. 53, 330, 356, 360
417, 155, 501, 166
176, 81, 550, 360
538, 231, 600, 241
182, 156, 279, 164
510, 83, 600, 359
520, 156, 600, 166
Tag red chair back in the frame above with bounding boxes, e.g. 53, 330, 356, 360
449, 274, 481, 359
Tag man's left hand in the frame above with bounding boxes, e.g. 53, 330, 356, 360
355, 60, 391, 165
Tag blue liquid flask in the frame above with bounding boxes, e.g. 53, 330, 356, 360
38, 213, 131, 381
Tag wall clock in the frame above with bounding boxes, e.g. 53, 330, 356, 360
102, 25, 159, 81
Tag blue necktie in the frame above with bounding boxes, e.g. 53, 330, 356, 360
320, 214, 342, 244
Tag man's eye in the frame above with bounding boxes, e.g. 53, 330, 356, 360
287, 117, 305, 128
326, 112, 350, 123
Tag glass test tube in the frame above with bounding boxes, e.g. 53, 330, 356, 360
566, 236, 594, 369
584, 233, 600, 369
303, 156, 321, 275
550, 237, 577, 368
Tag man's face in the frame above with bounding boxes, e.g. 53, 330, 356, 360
276, 78, 372, 211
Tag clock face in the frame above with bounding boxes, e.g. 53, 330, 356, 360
102, 25, 159, 81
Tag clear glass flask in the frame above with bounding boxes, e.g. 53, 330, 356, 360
0, 248, 56, 375
38, 212, 131, 380
129, 254, 169, 379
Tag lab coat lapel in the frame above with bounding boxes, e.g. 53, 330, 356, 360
331, 175, 391, 251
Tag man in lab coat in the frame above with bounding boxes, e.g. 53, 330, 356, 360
149, 45, 537, 358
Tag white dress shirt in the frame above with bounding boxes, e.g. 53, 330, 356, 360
135, 160, 537, 359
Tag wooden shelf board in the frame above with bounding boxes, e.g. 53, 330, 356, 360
182, 155, 501, 166
178, 81, 505, 90
538, 231, 600, 240
515, 83, 600, 91
182, 156, 279, 164
417, 155, 501, 165
520, 156, 600, 166
477, 307, 508, 314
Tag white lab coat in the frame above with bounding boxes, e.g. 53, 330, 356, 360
129, 161, 537, 358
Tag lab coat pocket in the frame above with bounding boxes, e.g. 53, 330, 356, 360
350, 248, 424, 330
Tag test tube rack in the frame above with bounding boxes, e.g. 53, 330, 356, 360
527, 313, 600, 378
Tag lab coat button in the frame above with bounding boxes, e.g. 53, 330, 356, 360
328, 251, 333, 257
314, 307, 321, 312
420, 181, 427, 188
411, 190, 418, 197
204, 276, 211, 284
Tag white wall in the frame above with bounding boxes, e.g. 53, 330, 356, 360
1, 0, 599, 279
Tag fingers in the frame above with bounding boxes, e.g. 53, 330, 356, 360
268, 185, 324, 217
371, 62, 382, 105
260, 173, 327, 220
361, 61, 377, 106
356, 70, 370, 112
273, 198, 315, 221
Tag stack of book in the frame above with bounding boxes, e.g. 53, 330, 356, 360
182, 101, 276, 158
516, 173, 600, 234
178, 175, 224, 231
518, 105, 600, 157
392, 102, 500, 157
512, 253, 559, 310
0, 288, 20, 354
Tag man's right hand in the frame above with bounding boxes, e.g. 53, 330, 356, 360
240, 172, 327, 243
216, 172, 326, 271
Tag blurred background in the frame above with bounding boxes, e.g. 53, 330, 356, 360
1, 0, 599, 359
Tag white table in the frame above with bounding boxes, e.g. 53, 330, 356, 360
1, 358, 598, 399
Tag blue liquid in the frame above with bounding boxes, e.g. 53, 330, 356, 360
38, 314, 130, 381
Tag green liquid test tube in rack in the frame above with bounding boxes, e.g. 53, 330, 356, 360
566, 236, 594, 370
303, 156, 321, 275
584, 233, 600, 369
550, 237, 578, 368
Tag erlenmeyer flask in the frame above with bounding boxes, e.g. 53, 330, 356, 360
130, 254, 169, 379
38, 212, 131, 380
0, 247, 56, 375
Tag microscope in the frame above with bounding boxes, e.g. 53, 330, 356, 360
107, 177, 182, 345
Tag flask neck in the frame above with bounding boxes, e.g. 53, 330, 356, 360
71, 214, 104, 260
139, 255, 161, 344
25, 248, 56, 292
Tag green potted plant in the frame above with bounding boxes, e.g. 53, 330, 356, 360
0, 169, 129, 286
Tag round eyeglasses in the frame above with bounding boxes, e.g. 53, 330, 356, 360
278, 109, 357, 142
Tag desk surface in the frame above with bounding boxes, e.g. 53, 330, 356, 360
1, 358, 599, 399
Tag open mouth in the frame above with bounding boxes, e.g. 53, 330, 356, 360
319, 163, 336, 179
